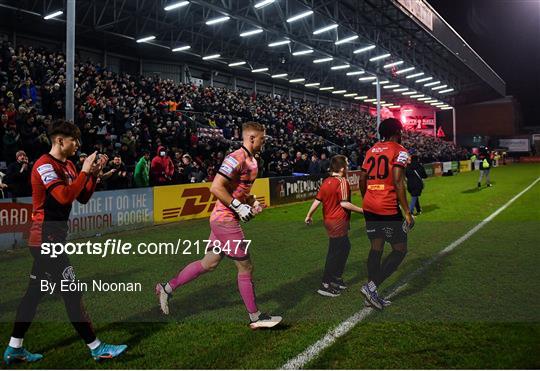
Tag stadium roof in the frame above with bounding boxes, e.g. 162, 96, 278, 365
0, 0, 505, 109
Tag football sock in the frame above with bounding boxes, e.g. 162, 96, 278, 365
238, 273, 258, 314
249, 311, 261, 322
87, 339, 101, 350
368, 280, 377, 292
367, 249, 383, 285
8, 337, 23, 348
377, 250, 407, 285
169, 261, 207, 290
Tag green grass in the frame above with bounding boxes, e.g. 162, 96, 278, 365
1, 164, 539, 369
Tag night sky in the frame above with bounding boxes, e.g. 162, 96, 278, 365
429, 0, 540, 127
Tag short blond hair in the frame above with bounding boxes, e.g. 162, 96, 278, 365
242, 121, 265, 133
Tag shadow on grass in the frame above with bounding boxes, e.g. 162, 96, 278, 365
381, 255, 448, 304
462, 187, 481, 194
462, 181, 498, 194
419, 204, 440, 214
30, 266, 336, 355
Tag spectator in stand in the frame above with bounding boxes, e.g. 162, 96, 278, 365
293, 152, 309, 174
120, 130, 137, 160
103, 155, 128, 190
173, 150, 184, 167
254, 152, 264, 178
3, 150, 31, 197
277, 152, 292, 176
308, 154, 321, 175
75, 152, 87, 172
150, 145, 174, 186
181, 154, 194, 178
2, 125, 20, 160
188, 161, 206, 183
0, 42, 467, 189
133, 150, 150, 188
172, 162, 187, 184
118, 143, 135, 169
206, 165, 216, 182
20, 78, 37, 104
292, 152, 302, 173
266, 153, 279, 177
349, 150, 359, 170
319, 153, 330, 174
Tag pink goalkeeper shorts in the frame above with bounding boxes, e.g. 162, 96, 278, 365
207, 220, 250, 261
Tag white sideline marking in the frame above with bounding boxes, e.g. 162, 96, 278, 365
281, 176, 540, 370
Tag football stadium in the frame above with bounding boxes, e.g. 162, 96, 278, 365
0, 0, 539, 369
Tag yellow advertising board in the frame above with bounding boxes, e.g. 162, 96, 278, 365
153, 178, 270, 223
459, 160, 472, 172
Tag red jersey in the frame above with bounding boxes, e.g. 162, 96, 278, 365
211, 146, 258, 222
28, 154, 97, 247
361, 141, 409, 215
315, 175, 351, 238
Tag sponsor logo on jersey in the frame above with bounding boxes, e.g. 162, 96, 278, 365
367, 184, 386, 190
382, 227, 394, 238
219, 164, 234, 175
37, 163, 59, 185
397, 151, 409, 164
37, 163, 54, 175
223, 156, 239, 168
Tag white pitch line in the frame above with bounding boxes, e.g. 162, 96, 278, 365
281, 176, 540, 370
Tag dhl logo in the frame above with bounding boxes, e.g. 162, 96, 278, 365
161, 187, 266, 220
367, 184, 385, 191
162, 187, 217, 220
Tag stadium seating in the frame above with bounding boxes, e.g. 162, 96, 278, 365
0, 42, 468, 191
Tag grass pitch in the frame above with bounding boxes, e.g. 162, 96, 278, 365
1, 163, 539, 369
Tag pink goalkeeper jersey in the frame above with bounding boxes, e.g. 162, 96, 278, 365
210, 146, 258, 222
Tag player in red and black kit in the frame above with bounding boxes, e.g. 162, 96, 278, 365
305, 155, 364, 297
359, 118, 415, 310
3, 120, 127, 365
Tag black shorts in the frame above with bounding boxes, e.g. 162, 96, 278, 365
363, 211, 407, 244
29, 248, 76, 283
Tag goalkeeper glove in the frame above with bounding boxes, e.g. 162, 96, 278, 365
229, 199, 254, 223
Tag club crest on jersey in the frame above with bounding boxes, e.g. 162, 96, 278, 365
64, 171, 73, 184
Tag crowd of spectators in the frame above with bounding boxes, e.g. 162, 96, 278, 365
0, 42, 468, 197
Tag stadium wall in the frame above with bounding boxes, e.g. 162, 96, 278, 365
452, 97, 521, 146
0, 163, 472, 251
